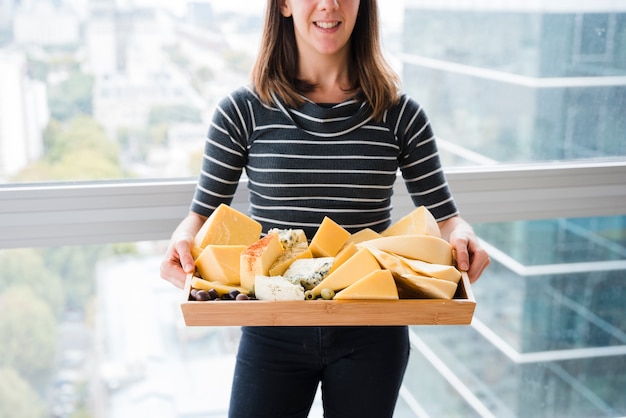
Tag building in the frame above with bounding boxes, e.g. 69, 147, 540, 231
401, 1, 626, 416
0, 48, 47, 180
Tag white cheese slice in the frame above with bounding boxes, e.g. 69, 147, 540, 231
254, 275, 305, 301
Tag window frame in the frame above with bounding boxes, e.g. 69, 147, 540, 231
1, 160, 624, 249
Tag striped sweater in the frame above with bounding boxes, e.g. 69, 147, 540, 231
191, 86, 458, 237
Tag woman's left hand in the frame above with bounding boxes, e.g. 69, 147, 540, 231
438, 216, 490, 283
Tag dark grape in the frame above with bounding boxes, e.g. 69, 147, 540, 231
195, 290, 211, 301
235, 293, 249, 301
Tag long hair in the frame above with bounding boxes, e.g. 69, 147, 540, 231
251, 0, 400, 121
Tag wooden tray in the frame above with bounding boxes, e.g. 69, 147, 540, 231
180, 272, 475, 326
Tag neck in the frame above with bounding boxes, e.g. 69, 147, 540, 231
298, 49, 355, 103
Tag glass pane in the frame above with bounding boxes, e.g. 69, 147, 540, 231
402, 6, 626, 165
405, 215, 626, 418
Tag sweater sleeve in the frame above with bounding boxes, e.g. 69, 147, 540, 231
393, 95, 459, 221
190, 88, 250, 217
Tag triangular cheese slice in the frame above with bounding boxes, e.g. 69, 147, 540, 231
396, 256, 461, 283
334, 269, 398, 300
328, 241, 358, 274
382, 206, 441, 238
358, 234, 452, 265
310, 247, 380, 297
397, 274, 458, 299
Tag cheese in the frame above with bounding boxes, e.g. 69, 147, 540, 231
190, 245, 204, 260
309, 216, 351, 257
334, 269, 398, 300
382, 206, 441, 238
283, 257, 334, 290
254, 275, 305, 301
268, 242, 313, 277
328, 241, 358, 274
310, 247, 381, 297
195, 245, 247, 285
358, 235, 453, 265
190, 276, 248, 296
365, 247, 415, 278
397, 256, 462, 283
194, 204, 262, 248
397, 274, 458, 300
240, 234, 283, 292
345, 228, 382, 245
268, 228, 308, 249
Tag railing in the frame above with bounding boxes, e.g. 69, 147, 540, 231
1, 160, 625, 249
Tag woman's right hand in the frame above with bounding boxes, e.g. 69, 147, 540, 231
160, 212, 207, 289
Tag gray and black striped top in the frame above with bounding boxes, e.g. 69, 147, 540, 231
191, 86, 458, 238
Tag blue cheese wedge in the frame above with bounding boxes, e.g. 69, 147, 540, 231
254, 275, 305, 301
268, 228, 307, 249
283, 257, 334, 290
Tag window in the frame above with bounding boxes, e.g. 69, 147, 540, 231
1, 1, 625, 418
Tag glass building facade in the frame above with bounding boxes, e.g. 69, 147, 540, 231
401, 3, 626, 417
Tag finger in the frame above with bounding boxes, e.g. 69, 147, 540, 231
176, 241, 196, 273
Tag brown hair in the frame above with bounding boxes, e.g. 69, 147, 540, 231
251, 0, 400, 121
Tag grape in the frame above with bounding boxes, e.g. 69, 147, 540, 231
229, 289, 241, 299
235, 293, 249, 301
195, 290, 211, 301
304, 290, 315, 300
208, 289, 220, 300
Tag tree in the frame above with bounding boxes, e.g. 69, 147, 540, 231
0, 286, 58, 388
48, 71, 94, 121
0, 249, 65, 319
0, 367, 44, 418
13, 116, 125, 182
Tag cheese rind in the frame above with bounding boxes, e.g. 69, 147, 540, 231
358, 235, 453, 265
310, 247, 381, 297
382, 206, 441, 237
240, 234, 283, 292
194, 204, 262, 248
254, 275, 305, 301
309, 217, 351, 257
334, 269, 399, 300
195, 245, 247, 285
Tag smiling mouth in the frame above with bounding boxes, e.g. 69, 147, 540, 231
315, 21, 340, 29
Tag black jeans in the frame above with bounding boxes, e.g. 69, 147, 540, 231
228, 326, 410, 418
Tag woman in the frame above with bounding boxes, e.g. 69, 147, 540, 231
161, 0, 490, 416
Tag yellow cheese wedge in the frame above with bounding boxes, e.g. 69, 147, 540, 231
310, 247, 381, 297
396, 256, 462, 283
358, 235, 453, 265
190, 245, 204, 260
268, 242, 313, 276
240, 233, 283, 292
309, 217, 351, 257
397, 274, 458, 299
334, 269, 399, 300
345, 228, 382, 245
195, 245, 247, 285
190, 276, 248, 296
194, 204, 262, 248
365, 247, 415, 277
328, 241, 358, 274
382, 206, 441, 238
